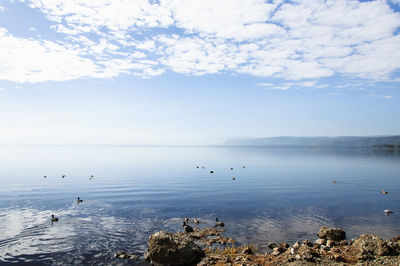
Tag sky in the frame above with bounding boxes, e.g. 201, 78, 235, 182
0, 0, 400, 145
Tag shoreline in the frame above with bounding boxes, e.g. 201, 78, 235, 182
117, 226, 400, 265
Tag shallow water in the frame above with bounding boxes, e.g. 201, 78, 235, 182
0, 146, 399, 264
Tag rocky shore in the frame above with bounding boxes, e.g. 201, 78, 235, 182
136, 226, 400, 265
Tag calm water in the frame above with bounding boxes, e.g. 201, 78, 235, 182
0, 146, 399, 265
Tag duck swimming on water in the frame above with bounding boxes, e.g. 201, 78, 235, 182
214, 218, 225, 227
183, 221, 193, 233
381, 189, 388, 194
62, 175, 66, 178
384, 210, 394, 216
77, 197, 83, 203
51, 215, 59, 222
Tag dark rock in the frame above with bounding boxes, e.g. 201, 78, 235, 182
317, 226, 346, 241
279, 242, 290, 249
242, 246, 254, 255
114, 252, 139, 260
146, 230, 205, 265
352, 234, 398, 260
267, 242, 278, 249
302, 239, 313, 247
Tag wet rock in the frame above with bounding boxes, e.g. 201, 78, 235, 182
352, 234, 397, 260
114, 252, 139, 260
318, 226, 346, 241
146, 230, 205, 265
314, 238, 327, 245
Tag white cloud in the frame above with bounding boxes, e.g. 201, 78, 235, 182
0, 0, 399, 83
368, 94, 393, 99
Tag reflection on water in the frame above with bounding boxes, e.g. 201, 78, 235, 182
0, 146, 399, 264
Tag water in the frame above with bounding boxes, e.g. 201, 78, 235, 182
0, 146, 399, 264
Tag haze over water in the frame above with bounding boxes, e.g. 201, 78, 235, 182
0, 146, 399, 265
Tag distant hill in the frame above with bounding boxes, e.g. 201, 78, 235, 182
224, 136, 400, 148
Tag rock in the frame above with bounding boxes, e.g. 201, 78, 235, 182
352, 234, 397, 260
279, 242, 290, 249
326, 239, 335, 248
267, 242, 278, 249
333, 253, 346, 262
318, 226, 346, 241
314, 238, 327, 245
114, 252, 139, 260
146, 230, 205, 265
292, 241, 300, 250
297, 245, 319, 262
302, 239, 313, 247
242, 246, 254, 255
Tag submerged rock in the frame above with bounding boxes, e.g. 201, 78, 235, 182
145, 230, 205, 265
114, 252, 139, 260
318, 226, 346, 241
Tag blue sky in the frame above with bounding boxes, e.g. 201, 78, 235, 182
0, 0, 400, 145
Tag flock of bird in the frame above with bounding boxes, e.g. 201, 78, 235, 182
332, 180, 394, 217
182, 217, 225, 233
45, 174, 93, 222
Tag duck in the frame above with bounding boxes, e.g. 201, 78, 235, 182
243, 166, 246, 168
77, 197, 83, 203
202, 166, 204, 169
44, 175, 47, 178
194, 217, 199, 224
210, 170, 214, 174
184, 216, 189, 223
196, 166, 199, 169
183, 221, 193, 233
214, 217, 225, 227
230, 168, 233, 170
51, 215, 59, 222
384, 210, 394, 216
232, 177, 236, 180
62, 175, 66, 178
90, 174, 94, 179
381, 189, 388, 194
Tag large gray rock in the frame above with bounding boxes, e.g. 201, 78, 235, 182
351, 234, 397, 260
317, 226, 346, 241
145, 230, 205, 265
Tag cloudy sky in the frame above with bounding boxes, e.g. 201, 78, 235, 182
0, 0, 400, 145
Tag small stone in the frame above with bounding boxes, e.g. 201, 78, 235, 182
302, 239, 313, 247
326, 239, 335, 248
290, 247, 296, 255
314, 238, 327, 245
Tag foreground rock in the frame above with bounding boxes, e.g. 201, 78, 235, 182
143, 226, 400, 265
351, 234, 398, 260
145, 230, 205, 265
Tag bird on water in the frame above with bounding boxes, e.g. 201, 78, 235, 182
77, 197, 83, 203
194, 217, 199, 224
214, 218, 225, 227
51, 215, 59, 222
384, 210, 394, 216
381, 189, 388, 194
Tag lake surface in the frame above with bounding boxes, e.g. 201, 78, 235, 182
0, 146, 399, 265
